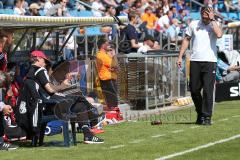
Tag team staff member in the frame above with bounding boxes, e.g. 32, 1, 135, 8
25, 50, 104, 144
177, 6, 222, 125
96, 40, 119, 110
0, 30, 18, 150
0, 71, 18, 150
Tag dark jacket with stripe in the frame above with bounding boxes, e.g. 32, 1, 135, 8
14, 67, 45, 138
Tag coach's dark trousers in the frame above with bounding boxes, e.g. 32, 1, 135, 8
190, 61, 216, 117
100, 79, 118, 109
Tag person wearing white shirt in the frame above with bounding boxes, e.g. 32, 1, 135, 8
44, 0, 57, 15
137, 35, 160, 53
102, 0, 118, 7
64, 29, 77, 60
177, 6, 222, 125
46, 0, 69, 17
162, 0, 170, 13
13, 0, 26, 16
91, 0, 105, 17
156, 11, 173, 33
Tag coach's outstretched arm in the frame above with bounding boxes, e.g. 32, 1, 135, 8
177, 35, 191, 68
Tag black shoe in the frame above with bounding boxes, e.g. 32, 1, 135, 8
0, 142, 18, 151
82, 125, 104, 144
203, 117, 212, 125
84, 136, 104, 144
195, 115, 204, 125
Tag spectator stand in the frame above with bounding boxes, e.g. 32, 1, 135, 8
70, 10, 106, 59
190, 0, 240, 21
0, 9, 14, 14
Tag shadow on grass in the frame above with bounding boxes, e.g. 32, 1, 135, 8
174, 122, 196, 125
151, 121, 196, 125
12, 140, 84, 148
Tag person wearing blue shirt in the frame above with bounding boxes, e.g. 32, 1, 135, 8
217, 58, 240, 82
166, 18, 182, 42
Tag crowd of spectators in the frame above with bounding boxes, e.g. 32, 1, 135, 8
0, 1, 191, 30
0, 1, 239, 17
0, 0, 238, 45
0, 1, 217, 41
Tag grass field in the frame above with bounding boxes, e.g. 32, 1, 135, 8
0, 101, 239, 160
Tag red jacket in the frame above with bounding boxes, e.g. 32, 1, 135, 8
0, 52, 7, 72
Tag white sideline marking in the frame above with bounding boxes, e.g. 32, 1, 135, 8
171, 130, 184, 133
232, 115, 240, 118
190, 126, 200, 129
151, 134, 166, 138
218, 118, 229, 122
155, 134, 240, 160
128, 120, 138, 123
40, 149, 47, 151
110, 145, 125, 149
129, 139, 145, 144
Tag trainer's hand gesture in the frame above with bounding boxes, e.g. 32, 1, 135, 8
206, 7, 215, 21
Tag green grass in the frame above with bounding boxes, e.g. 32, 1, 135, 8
172, 138, 240, 160
0, 101, 240, 160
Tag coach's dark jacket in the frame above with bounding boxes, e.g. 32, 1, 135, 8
14, 78, 43, 138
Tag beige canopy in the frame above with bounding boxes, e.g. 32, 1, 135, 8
0, 15, 128, 29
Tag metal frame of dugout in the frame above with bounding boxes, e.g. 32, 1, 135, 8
117, 51, 187, 110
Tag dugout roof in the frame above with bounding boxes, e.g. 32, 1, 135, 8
0, 14, 128, 29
